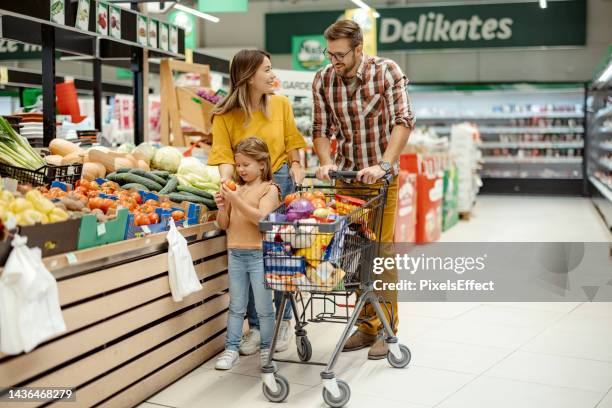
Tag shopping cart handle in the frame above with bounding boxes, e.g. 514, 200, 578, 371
328, 170, 359, 179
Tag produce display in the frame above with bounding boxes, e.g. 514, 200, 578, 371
196, 88, 223, 105
0, 117, 46, 170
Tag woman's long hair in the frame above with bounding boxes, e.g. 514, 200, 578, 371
212, 49, 271, 125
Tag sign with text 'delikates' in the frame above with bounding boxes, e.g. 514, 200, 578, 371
265, 0, 586, 53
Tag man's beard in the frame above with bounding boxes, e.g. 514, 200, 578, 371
338, 59, 358, 79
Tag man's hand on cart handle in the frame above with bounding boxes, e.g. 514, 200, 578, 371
315, 164, 338, 181
357, 165, 387, 184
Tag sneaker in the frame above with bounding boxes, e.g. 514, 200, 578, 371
239, 329, 260, 356
260, 349, 275, 368
215, 349, 239, 370
275, 321, 293, 352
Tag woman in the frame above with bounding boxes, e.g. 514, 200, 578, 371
209, 49, 307, 356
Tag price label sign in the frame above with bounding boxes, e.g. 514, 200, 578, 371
97, 223, 106, 236
141, 225, 151, 234
65, 252, 78, 265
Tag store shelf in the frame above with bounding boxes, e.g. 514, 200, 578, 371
430, 126, 584, 134
590, 176, 612, 203
598, 159, 612, 171
481, 141, 584, 149
598, 127, 612, 133
483, 157, 583, 164
418, 112, 584, 120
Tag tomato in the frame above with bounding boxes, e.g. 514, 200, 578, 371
311, 198, 326, 209
145, 199, 158, 207
224, 180, 237, 191
140, 205, 154, 214
75, 186, 88, 195
284, 193, 300, 207
171, 210, 185, 221
79, 180, 90, 190
131, 192, 142, 204
88, 190, 100, 199
88, 197, 103, 210
102, 181, 119, 190
160, 202, 173, 210
301, 192, 316, 202
134, 213, 150, 226
89, 181, 100, 191
313, 191, 326, 201
148, 212, 160, 224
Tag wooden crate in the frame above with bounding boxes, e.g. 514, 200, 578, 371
0, 223, 228, 408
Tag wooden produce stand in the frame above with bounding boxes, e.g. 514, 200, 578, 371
0, 222, 229, 408
160, 59, 215, 147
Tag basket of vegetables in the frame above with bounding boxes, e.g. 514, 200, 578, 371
0, 117, 82, 186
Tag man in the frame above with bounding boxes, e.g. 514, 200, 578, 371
312, 20, 414, 359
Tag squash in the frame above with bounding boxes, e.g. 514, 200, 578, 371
61, 152, 84, 165
82, 162, 106, 181
137, 160, 150, 171
88, 147, 117, 172
45, 155, 63, 166
125, 154, 138, 167
49, 139, 82, 157
114, 157, 134, 171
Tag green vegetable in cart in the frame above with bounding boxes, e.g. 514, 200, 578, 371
0, 117, 46, 170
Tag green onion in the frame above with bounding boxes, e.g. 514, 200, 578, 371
0, 116, 46, 170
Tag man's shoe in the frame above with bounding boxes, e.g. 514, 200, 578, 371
367, 338, 388, 360
239, 329, 260, 356
342, 330, 377, 352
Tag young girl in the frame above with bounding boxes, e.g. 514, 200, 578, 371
214, 137, 281, 370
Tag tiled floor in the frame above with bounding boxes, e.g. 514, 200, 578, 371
139, 196, 612, 408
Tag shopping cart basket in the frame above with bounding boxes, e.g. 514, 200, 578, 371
258, 171, 411, 407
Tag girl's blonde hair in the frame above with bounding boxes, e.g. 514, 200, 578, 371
234, 137, 273, 184
212, 49, 271, 125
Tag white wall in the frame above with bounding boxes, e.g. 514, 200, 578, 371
200, 0, 612, 83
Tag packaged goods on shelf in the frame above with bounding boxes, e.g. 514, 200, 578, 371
449, 123, 481, 213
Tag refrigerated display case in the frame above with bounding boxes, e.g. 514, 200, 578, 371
412, 83, 586, 195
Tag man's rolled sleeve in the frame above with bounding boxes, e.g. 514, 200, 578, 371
312, 71, 333, 139
384, 61, 415, 130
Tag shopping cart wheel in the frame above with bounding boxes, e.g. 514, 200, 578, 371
322, 379, 350, 408
387, 344, 411, 368
296, 336, 312, 362
262, 373, 290, 403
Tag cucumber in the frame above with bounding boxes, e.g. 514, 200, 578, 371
159, 176, 178, 195
116, 168, 131, 173
151, 170, 170, 179
176, 185, 214, 200
121, 183, 149, 191
106, 172, 120, 182
168, 192, 217, 209
120, 174, 164, 191
129, 169, 167, 186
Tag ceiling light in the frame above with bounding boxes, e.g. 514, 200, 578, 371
539, 0, 547, 9
174, 3, 220, 23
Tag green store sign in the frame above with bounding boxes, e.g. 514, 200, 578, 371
266, 0, 586, 53
292, 35, 329, 71
0, 40, 42, 60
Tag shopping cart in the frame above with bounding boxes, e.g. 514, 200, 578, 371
258, 171, 411, 408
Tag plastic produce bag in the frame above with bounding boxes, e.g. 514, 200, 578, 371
166, 219, 202, 302
0, 234, 66, 354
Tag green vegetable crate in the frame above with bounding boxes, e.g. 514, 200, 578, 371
77, 208, 129, 250
442, 164, 459, 232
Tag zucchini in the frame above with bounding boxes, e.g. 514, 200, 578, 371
120, 174, 164, 191
129, 169, 167, 186
159, 176, 178, 195
121, 183, 149, 191
177, 185, 214, 200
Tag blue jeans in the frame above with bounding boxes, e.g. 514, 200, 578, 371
247, 163, 295, 329
226, 249, 275, 351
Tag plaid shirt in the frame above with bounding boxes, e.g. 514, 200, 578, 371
312, 55, 415, 175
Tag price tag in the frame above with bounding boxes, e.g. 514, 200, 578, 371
183, 220, 189, 228
141, 225, 151, 234
97, 223, 106, 236
65, 252, 78, 265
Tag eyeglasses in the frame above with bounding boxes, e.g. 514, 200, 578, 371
323, 48, 354, 62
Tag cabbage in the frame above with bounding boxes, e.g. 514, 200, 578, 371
132, 142, 157, 165
178, 157, 207, 178
286, 199, 314, 222
152, 146, 182, 173
117, 143, 135, 153
177, 158, 221, 192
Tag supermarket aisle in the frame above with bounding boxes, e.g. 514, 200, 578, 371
139, 195, 612, 408
441, 195, 611, 242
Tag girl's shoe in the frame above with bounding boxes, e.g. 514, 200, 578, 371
215, 350, 239, 370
